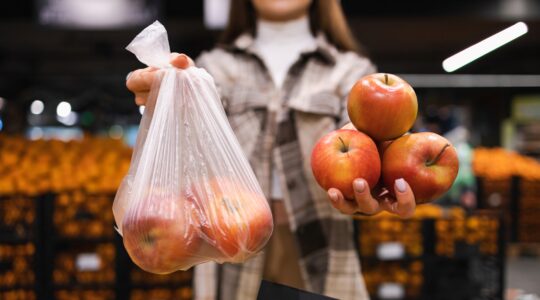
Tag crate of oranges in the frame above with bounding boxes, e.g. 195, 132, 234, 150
130, 287, 193, 300
53, 191, 115, 240
361, 260, 424, 299
0, 289, 36, 300
55, 289, 114, 300
0, 196, 35, 241
52, 243, 115, 287
0, 243, 35, 289
355, 204, 444, 258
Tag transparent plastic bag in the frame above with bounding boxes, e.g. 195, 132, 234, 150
113, 21, 273, 274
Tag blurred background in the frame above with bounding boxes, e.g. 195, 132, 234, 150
0, 0, 539, 299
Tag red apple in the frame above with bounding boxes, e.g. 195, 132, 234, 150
382, 132, 459, 204
348, 73, 418, 141
311, 129, 381, 200
185, 178, 273, 263
122, 196, 200, 274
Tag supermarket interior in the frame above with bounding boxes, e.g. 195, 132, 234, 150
1, 1, 540, 300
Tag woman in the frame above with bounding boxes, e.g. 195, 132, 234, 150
127, 0, 416, 299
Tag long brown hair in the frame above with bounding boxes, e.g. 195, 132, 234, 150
220, 0, 363, 54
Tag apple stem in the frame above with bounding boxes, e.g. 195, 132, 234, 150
338, 136, 348, 154
426, 143, 450, 167
384, 74, 389, 85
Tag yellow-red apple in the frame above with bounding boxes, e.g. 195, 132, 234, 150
348, 73, 418, 142
185, 178, 273, 263
122, 197, 200, 274
382, 132, 459, 204
311, 129, 381, 200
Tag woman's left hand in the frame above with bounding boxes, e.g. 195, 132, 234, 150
326, 122, 416, 218
327, 178, 416, 218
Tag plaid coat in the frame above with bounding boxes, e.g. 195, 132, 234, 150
193, 32, 376, 300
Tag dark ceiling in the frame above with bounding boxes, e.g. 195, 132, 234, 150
0, 0, 539, 125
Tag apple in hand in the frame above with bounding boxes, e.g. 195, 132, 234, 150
311, 129, 381, 200
348, 73, 418, 142
185, 178, 273, 262
122, 196, 200, 274
382, 132, 459, 204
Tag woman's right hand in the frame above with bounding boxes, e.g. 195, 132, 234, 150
126, 53, 195, 106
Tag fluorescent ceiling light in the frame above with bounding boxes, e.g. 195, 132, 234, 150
443, 22, 528, 72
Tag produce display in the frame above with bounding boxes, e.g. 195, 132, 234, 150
53, 243, 115, 286
0, 290, 36, 300
356, 205, 504, 300
473, 147, 540, 180
55, 289, 114, 300
130, 287, 192, 300
362, 261, 424, 298
54, 192, 114, 239
312, 73, 459, 204
0, 135, 131, 196
0, 196, 34, 239
473, 147, 540, 243
0, 243, 35, 287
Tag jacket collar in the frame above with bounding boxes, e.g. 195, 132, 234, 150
221, 32, 337, 65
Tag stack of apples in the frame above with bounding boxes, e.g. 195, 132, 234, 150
311, 73, 459, 204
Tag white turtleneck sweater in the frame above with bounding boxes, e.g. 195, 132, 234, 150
254, 16, 317, 200
254, 16, 317, 89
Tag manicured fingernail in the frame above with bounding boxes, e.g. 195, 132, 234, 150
329, 190, 338, 202
354, 180, 366, 193
395, 178, 406, 193
391, 202, 398, 212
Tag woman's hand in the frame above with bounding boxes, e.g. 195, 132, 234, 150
327, 122, 416, 218
126, 53, 195, 106
327, 178, 416, 218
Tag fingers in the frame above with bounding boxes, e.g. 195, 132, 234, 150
170, 53, 195, 69
328, 188, 357, 215
126, 67, 157, 93
135, 92, 149, 106
352, 179, 380, 215
390, 178, 416, 218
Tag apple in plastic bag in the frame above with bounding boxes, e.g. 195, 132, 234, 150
186, 178, 273, 262
122, 196, 201, 274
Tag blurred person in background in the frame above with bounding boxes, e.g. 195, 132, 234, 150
126, 0, 418, 299
421, 105, 477, 209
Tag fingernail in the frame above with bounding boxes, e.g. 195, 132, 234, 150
391, 202, 398, 212
395, 178, 406, 193
329, 190, 337, 202
354, 180, 366, 193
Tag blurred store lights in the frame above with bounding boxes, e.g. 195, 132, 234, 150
109, 125, 124, 139
27, 127, 84, 141
204, 0, 230, 29
0, 117, 3, 132
39, 0, 159, 29
30, 100, 45, 115
443, 22, 528, 72
56, 101, 71, 118
57, 112, 78, 126
28, 127, 44, 140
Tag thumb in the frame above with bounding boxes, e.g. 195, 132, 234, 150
170, 53, 194, 69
